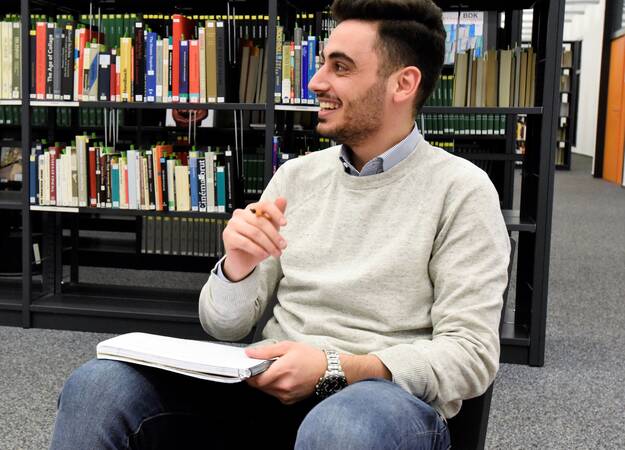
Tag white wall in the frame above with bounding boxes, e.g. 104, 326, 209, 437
564, 0, 606, 165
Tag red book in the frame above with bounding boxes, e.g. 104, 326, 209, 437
189, 40, 200, 103
88, 146, 97, 206
36, 22, 47, 99
48, 147, 59, 206
110, 49, 117, 102
171, 14, 194, 102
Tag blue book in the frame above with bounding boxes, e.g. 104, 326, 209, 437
179, 40, 189, 102
111, 161, 120, 208
145, 32, 158, 102
216, 166, 226, 212
301, 40, 308, 103
307, 36, 317, 104
29, 153, 38, 204
189, 152, 199, 211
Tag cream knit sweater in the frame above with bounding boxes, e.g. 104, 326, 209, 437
199, 139, 510, 418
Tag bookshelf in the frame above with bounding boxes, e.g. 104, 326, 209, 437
0, 0, 564, 367
555, 41, 581, 170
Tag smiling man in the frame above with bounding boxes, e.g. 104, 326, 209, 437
50, 1, 510, 449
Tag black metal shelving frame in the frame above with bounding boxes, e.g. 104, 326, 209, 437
0, 0, 564, 366
555, 40, 581, 170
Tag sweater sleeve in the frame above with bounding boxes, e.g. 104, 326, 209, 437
371, 174, 510, 416
198, 167, 286, 342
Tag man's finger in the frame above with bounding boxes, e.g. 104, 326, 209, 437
275, 197, 288, 218
245, 341, 291, 359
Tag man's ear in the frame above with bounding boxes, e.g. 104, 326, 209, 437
392, 66, 421, 106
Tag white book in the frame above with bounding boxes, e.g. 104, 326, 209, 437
97, 333, 272, 382
205, 152, 216, 212
155, 39, 163, 102
76, 136, 88, 206
127, 150, 138, 210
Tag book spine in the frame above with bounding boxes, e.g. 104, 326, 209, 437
198, 157, 207, 212
88, 146, 97, 206
155, 39, 163, 102
111, 160, 120, 208
146, 150, 155, 209
12, 22, 21, 99
45, 24, 54, 100
61, 25, 74, 100
274, 25, 283, 103
134, 21, 144, 102
179, 40, 189, 102
53, 27, 63, 99
145, 31, 157, 102
189, 39, 199, 103
35, 22, 46, 99
189, 153, 198, 211
98, 52, 111, 101
29, 29, 36, 99
215, 22, 226, 102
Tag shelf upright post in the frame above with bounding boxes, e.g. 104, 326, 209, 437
517, 0, 565, 366
264, 0, 278, 187
21, 0, 31, 328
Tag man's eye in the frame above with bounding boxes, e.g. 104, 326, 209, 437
335, 63, 346, 72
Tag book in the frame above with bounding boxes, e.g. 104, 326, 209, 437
96, 332, 272, 382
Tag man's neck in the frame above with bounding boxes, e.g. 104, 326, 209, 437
348, 120, 415, 172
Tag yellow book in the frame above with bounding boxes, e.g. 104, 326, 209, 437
205, 20, 217, 103
120, 37, 132, 101
174, 165, 190, 211
281, 43, 291, 104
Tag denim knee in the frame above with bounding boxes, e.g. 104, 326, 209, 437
52, 358, 160, 450
295, 378, 449, 450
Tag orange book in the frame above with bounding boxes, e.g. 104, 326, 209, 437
35, 22, 47, 99
171, 14, 194, 102
189, 40, 200, 103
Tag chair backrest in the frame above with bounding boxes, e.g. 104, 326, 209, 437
446, 236, 516, 450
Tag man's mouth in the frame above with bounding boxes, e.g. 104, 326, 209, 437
319, 100, 341, 110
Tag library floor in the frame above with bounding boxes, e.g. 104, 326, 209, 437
2, 154, 624, 449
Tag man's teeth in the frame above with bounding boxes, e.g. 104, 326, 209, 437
320, 101, 340, 110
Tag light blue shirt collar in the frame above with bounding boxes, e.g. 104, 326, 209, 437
339, 122, 422, 176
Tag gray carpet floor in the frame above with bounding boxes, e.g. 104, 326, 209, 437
1, 154, 624, 449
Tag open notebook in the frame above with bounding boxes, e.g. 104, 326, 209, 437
96, 332, 272, 383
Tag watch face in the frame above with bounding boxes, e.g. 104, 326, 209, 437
316, 374, 348, 399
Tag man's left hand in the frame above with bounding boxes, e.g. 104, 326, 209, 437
245, 341, 326, 405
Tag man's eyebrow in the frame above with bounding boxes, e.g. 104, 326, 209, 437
320, 50, 356, 66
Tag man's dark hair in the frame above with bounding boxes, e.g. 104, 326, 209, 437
331, 0, 445, 112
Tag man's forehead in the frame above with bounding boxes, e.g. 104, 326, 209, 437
324, 20, 378, 60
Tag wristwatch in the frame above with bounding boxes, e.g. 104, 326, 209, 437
315, 350, 348, 399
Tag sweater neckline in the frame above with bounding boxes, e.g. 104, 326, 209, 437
337, 139, 428, 190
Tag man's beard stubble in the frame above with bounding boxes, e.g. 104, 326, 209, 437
316, 78, 386, 148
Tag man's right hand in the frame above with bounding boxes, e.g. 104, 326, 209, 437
221, 197, 288, 282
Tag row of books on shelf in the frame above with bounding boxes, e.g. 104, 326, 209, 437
0, 17, 21, 100
417, 114, 507, 136
140, 215, 226, 258
453, 47, 536, 108
28, 138, 246, 213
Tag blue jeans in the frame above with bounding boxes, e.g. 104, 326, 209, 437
50, 358, 449, 450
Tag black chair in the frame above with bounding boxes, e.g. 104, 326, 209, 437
446, 237, 516, 450
251, 237, 516, 450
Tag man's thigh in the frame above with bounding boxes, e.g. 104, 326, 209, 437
52, 359, 317, 449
